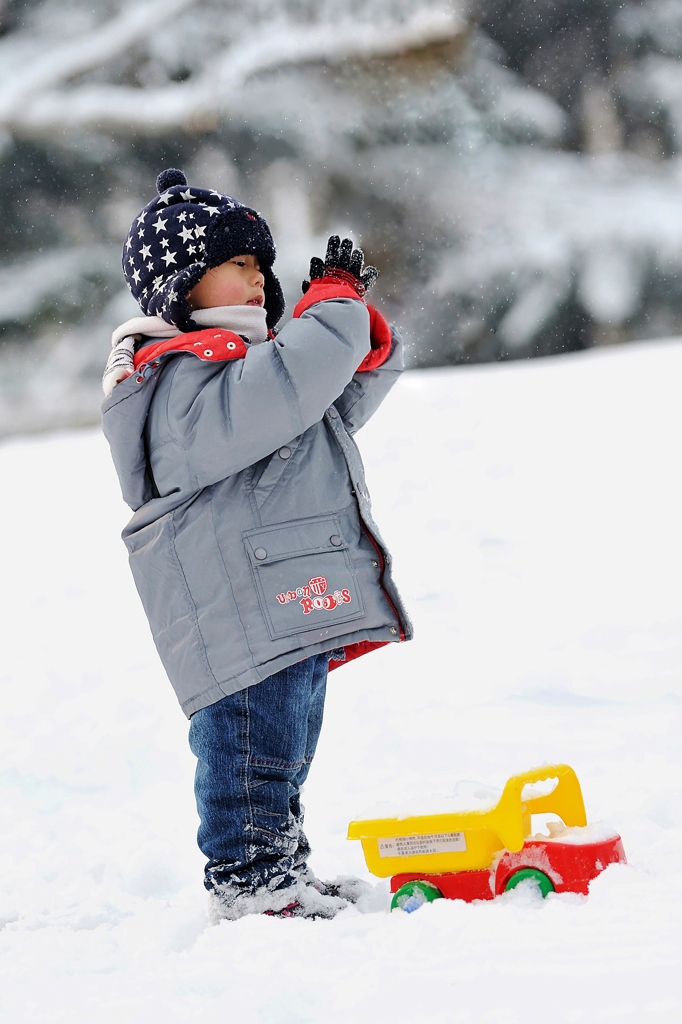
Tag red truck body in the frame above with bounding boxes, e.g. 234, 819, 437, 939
390, 834, 626, 902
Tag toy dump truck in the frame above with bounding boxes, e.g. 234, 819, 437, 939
348, 764, 626, 911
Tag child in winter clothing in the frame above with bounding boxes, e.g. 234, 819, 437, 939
102, 168, 411, 920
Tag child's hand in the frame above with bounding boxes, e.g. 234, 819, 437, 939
302, 236, 378, 297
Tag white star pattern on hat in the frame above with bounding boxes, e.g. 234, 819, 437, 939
122, 170, 281, 332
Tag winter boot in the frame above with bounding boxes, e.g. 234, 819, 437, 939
299, 870, 374, 904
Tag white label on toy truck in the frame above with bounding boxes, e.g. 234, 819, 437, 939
378, 832, 467, 857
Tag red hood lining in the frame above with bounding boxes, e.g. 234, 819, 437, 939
133, 329, 248, 370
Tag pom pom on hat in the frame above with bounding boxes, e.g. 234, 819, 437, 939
156, 168, 187, 192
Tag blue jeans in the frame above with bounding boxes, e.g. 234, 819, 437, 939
188, 653, 329, 907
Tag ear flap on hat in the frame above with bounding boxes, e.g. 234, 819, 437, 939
263, 267, 285, 330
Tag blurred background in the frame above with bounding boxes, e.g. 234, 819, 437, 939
2, 0, 682, 436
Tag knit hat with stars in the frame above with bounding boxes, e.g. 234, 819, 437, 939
122, 167, 284, 332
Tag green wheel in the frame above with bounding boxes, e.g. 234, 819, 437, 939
391, 880, 444, 913
504, 868, 555, 898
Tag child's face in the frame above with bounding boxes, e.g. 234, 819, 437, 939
188, 255, 265, 310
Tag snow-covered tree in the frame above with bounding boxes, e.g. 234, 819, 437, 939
2, 0, 682, 433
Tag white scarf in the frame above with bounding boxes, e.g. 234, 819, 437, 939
102, 305, 268, 397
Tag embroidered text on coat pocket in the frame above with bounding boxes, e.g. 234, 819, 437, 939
243, 515, 365, 640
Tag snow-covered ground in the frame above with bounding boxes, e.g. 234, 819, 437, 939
2, 340, 682, 1022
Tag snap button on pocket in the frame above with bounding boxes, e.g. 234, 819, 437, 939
278, 446, 291, 459
389, 626, 398, 635
330, 535, 342, 546
254, 547, 267, 559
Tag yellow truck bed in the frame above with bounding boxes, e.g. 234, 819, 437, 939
347, 764, 587, 877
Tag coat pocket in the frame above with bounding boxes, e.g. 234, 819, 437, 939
244, 515, 365, 640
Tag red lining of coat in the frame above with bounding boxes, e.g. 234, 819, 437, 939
356, 305, 393, 373
328, 640, 390, 671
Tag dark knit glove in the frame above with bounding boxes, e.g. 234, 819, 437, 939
301, 235, 379, 296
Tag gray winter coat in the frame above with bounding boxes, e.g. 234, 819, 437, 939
102, 296, 412, 717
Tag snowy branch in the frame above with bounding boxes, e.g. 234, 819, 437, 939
3, 6, 465, 138
0, 0, 199, 122
215, 7, 465, 83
